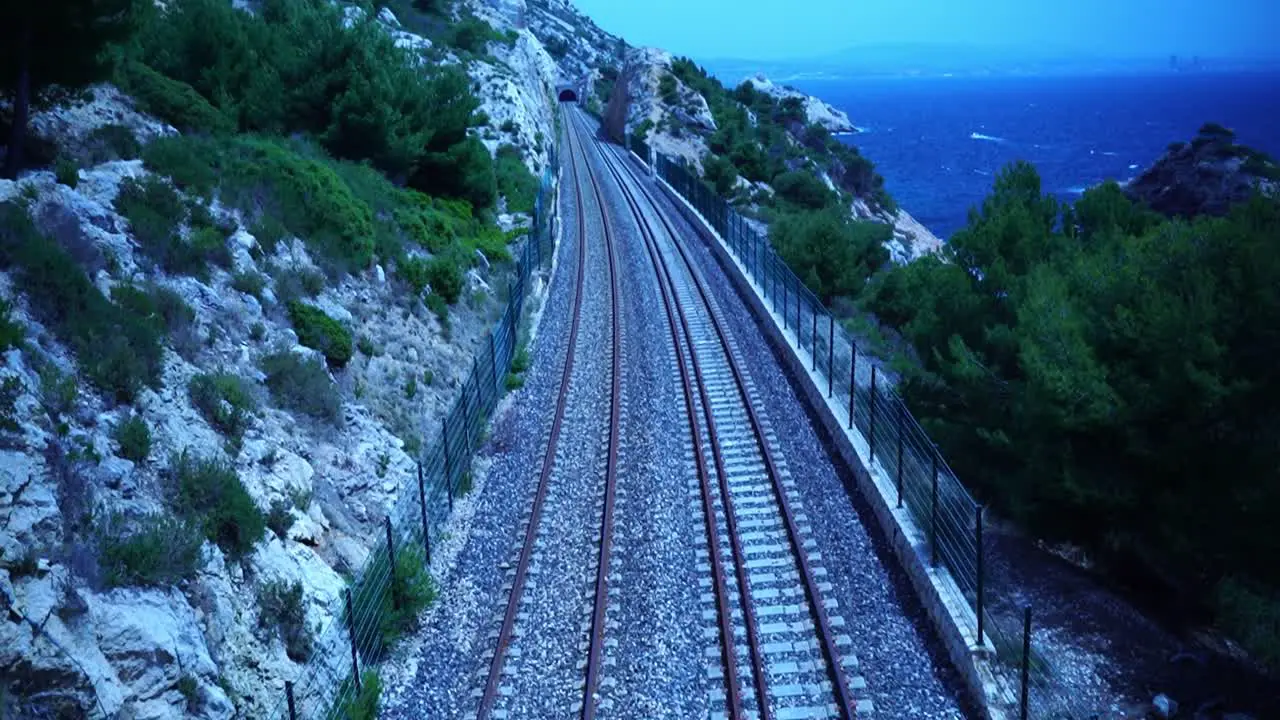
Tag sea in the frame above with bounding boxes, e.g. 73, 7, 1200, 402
789, 73, 1280, 239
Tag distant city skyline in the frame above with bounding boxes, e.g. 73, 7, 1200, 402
572, 0, 1280, 64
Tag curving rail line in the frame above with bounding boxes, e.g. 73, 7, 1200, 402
474, 106, 623, 720
582, 109, 866, 720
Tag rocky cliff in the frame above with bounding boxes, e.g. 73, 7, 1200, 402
1125, 123, 1279, 219
0, 1, 562, 717
525, 0, 940, 262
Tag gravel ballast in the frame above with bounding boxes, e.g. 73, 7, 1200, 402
619, 142, 976, 719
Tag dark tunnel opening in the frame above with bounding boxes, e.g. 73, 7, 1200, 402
558, 89, 578, 102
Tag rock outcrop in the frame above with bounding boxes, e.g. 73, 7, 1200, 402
525, 0, 940, 262
743, 74, 857, 134
1125, 127, 1279, 219
0, 1, 564, 717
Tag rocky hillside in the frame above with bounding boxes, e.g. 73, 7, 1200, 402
1125, 122, 1279, 218
525, 0, 941, 263
0, 1, 561, 717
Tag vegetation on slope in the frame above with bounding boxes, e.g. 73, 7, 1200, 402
861, 152, 1280, 668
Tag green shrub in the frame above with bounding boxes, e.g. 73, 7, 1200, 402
425, 293, 449, 333
54, 158, 79, 188
111, 282, 196, 340
38, 367, 78, 422
0, 203, 163, 403
141, 135, 220, 198
114, 414, 151, 463
357, 336, 376, 356
189, 372, 257, 443
348, 544, 437, 662
504, 372, 523, 390
0, 376, 21, 433
1198, 121, 1235, 140
427, 258, 463, 304
510, 343, 530, 373
404, 376, 418, 399
448, 12, 501, 53
772, 170, 836, 210
272, 267, 326, 305
658, 73, 679, 105
177, 675, 199, 706
258, 580, 312, 661
172, 452, 265, 560
770, 209, 890, 302
99, 512, 205, 587
231, 271, 267, 301
131, 0, 478, 189
495, 145, 537, 215
116, 60, 235, 135
499, 119, 518, 134
260, 350, 342, 423
287, 302, 353, 367
398, 255, 464, 304
1215, 578, 1280, 671
116, 175, 230, 279
328, 671, 381, 720
702, 153, 739, 196
142, 136, 377, 269
265, 499, 295, 540
411, 136, 496, 211
84, 124, 142, 164
250, 322, 266, 342
0, 298, 23, 351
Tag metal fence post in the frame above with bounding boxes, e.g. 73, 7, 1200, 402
345, 587, 360, 691
417, 462, 431, 565
896, 407, 904, 509
869, 365, 878, 462
385, 516, 399, 611
442, 422, 454, 511
811, 303, 818, 370
788, 279, 798, 338
931, 453, 939, 568
976, 505, 985, 647
286, 681, 297, 720
489, 332, 498, 391
782, 271, 788, 330
827, 315, 834, 397
848, 347, 856, 430
1021, 607, 1032, 720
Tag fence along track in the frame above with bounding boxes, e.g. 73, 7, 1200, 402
474, 105, 621, 719
587, 116, 866, 719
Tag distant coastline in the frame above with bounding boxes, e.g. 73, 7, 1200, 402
792, 72, 1280, 239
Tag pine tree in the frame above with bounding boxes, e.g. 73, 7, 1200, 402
1, 0, 137, 178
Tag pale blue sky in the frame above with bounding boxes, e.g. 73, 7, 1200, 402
573, 0, 1280, 62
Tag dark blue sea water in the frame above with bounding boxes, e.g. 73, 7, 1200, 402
791, 73, 1280, 239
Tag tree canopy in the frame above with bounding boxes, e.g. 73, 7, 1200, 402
1, 0, 138, 177
863, 162, 1280, 665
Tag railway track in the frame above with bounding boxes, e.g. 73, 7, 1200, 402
474, 106, 624, 720
582, 111, 873, 720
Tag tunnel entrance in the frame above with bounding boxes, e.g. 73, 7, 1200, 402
558, 88, 578, 102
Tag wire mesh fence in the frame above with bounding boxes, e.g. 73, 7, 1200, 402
656, 153, 1081, 719
267, 150, 559, 720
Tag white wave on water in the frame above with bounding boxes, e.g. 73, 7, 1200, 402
1101, 151, 1118, 156
969, 131, 1006, 143
1128, 164, 1139, 170
973, 169, 992, 176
